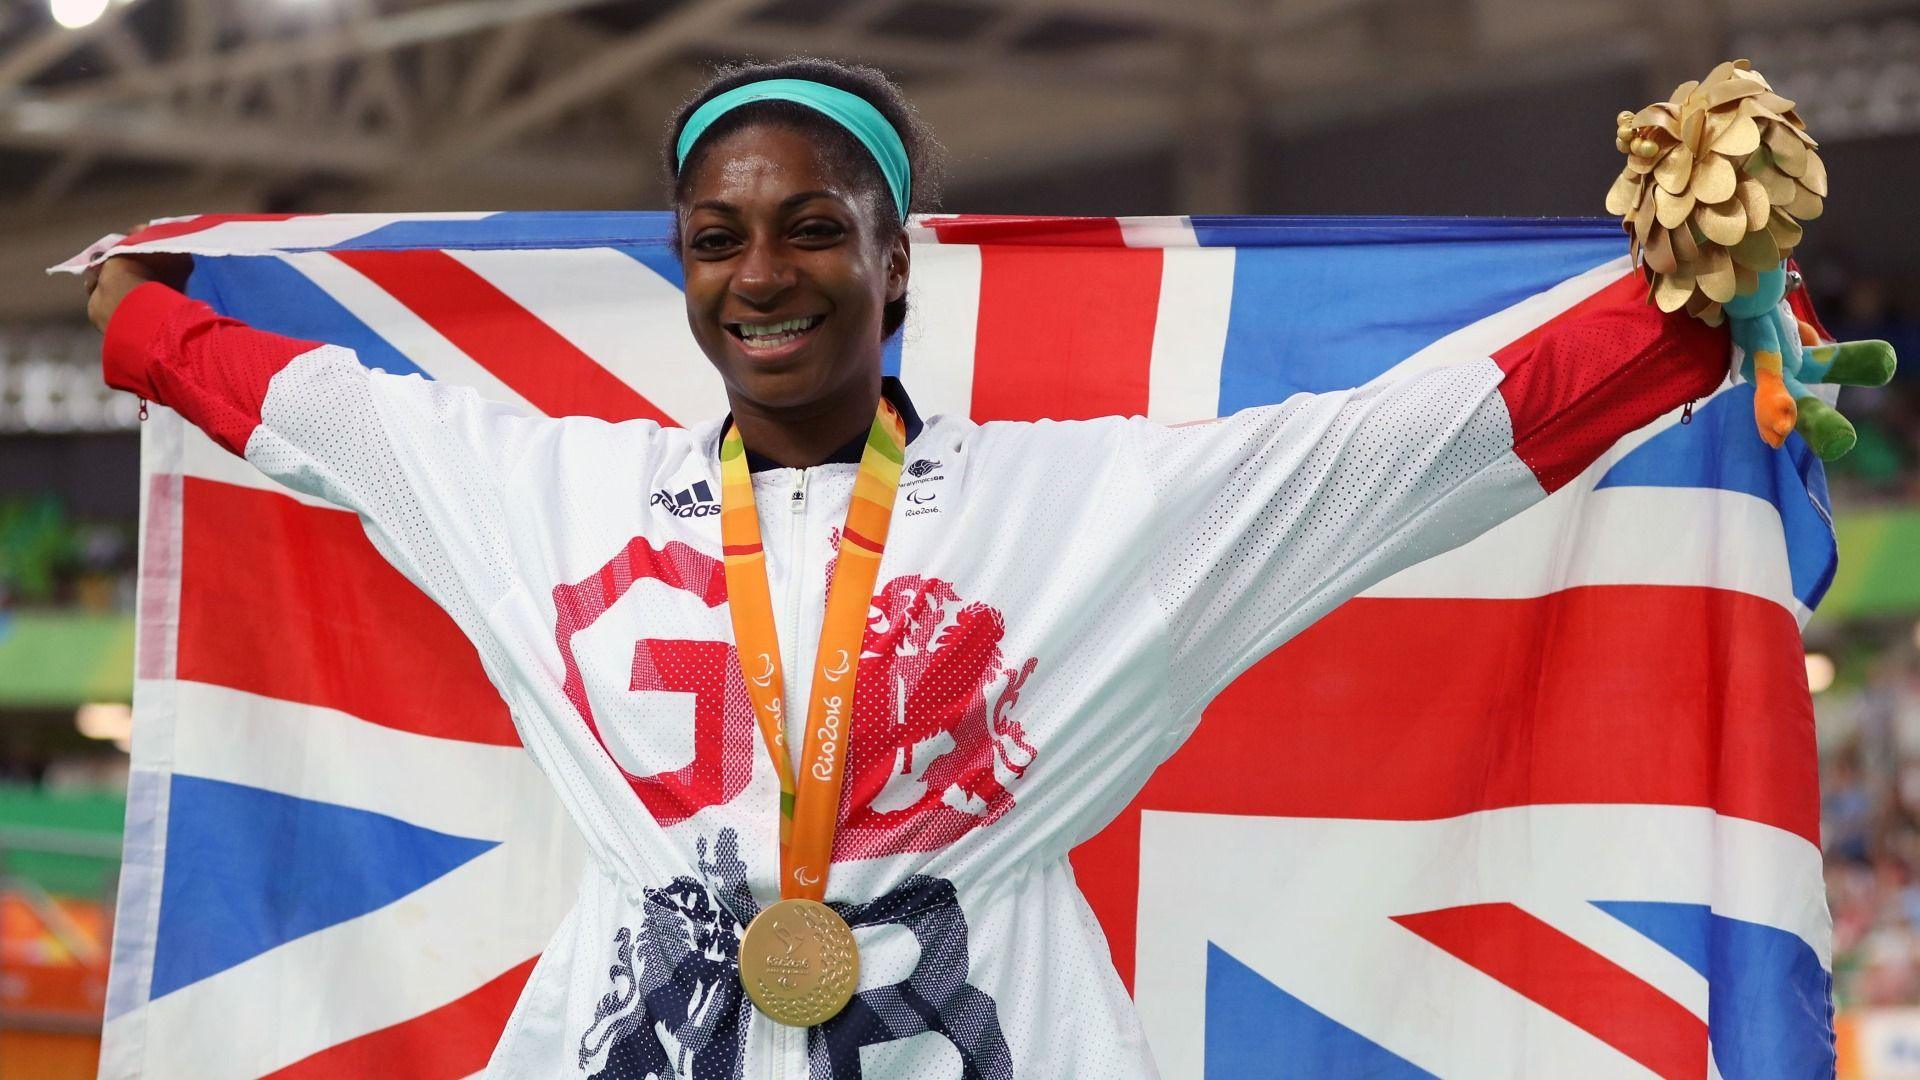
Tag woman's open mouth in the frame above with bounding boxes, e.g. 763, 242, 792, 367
727, 314, 825, 358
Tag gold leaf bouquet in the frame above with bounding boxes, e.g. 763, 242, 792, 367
1605, 60, 1826, 325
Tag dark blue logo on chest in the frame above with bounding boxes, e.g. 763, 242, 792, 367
579, 829, 1013, 1079
651, 480, 719, 518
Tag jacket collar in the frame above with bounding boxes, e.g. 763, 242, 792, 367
729, 376, 925, 473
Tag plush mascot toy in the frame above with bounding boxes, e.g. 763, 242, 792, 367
1606, 59, 1897, 459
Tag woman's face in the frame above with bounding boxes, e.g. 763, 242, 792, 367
678, 122, 908, 413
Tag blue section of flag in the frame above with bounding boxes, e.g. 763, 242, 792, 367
1595, 387, 1837, 609
1188, 215, 1624, 248
330, 211, 677, 252
1193, 218, 1623, 410
187, 256, 426, 378
1205, 942, 1437, 1079
1594, 900, 1835, 1080
883, 325, 904, 376
1593, 899, 1712, 975
149, 775, 498, 999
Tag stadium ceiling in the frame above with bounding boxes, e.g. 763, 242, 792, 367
0, 0, 1914, 321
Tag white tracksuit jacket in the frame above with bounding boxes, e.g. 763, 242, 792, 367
103, 277, 1727, 1079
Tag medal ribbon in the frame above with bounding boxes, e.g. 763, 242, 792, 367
718, 399, 906, 901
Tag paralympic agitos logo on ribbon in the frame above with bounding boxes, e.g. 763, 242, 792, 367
550, 537, 1041, 853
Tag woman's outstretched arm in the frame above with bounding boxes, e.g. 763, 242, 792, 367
1133, 271, 1730, 722
91, 261, 555, 630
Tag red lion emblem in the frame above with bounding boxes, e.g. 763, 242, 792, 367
836, 574, 1040, 859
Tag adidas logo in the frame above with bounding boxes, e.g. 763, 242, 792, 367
650, 480, 719, 518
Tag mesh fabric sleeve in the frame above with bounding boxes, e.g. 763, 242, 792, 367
1133, 287, 1727, 723
102, 280, 544, 626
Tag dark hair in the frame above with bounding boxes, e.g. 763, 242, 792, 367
666, 57, 944, 339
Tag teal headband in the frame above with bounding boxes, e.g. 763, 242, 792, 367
675, 78, 911, 221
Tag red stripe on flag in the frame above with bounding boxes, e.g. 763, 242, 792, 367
178, 477, 518, 746
1072, 584, 1817, 988
1492, 270, 1725, 493
261, 954, 537, 1080
964, 220, 1161, 421
126, 214, 306, 245
1393, 903, 1708, 1080
329, 249, 674, 425
927, 215, 1149, 247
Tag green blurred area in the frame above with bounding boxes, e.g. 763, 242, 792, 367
0, 783, 124, 896
0, 611, 134, 708
1823, 505, 1920, 621
0, 496, 81, 603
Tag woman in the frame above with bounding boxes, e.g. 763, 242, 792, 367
87, 58, 1739, 1078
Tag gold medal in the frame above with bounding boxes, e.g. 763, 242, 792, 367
738, 898, 860, 1027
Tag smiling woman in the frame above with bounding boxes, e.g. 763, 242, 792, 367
666, 59, 944, 470
78, 52, 1840, 1080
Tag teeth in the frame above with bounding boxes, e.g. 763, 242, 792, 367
737, 315, 821, 339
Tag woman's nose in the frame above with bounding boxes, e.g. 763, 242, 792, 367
731, 239, 795, 305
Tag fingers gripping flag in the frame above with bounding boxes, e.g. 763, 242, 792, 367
97, 212, 1834, 1079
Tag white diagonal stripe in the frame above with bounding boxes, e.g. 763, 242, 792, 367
129, 840, 578, 1078
279, 251, 538, 415
446, 247, 724, 426
1135, 806, 1825, 1080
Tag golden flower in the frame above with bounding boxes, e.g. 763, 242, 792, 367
1604, 59, 1827, 325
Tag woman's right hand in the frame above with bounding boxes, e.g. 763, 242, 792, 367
83, 229, 193, 334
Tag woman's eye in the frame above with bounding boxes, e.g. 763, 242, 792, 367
690, 231, 737, 253
795, 220, 844, 241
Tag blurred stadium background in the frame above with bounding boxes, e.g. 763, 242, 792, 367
0, 0, 1916, 1075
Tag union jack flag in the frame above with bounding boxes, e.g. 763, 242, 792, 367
87, 212, 1833, 1078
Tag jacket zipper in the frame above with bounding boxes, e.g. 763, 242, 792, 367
783, 470, 809, 773
775, 470, 808, 1079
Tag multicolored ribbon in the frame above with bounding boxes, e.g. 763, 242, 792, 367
718, 400, 907, 900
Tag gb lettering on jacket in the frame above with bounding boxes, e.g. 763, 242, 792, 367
551, 512, 1039, 860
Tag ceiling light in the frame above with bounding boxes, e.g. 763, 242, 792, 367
76, 701, 133, 744
1806, 653, 1836, 694
50, 0, 110, 30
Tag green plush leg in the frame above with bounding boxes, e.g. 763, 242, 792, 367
1802, 339, 1898, 387
1793, 395, 1857, 461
